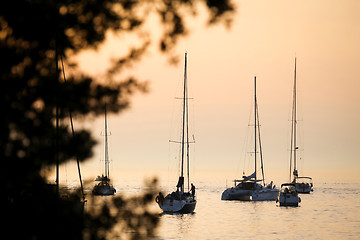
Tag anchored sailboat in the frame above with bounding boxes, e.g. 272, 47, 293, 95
289, 58, 313, 194
93, 106, 116, 196
221, 76, 279, 201
156, 52, 196, 213
276, 183, 301, 207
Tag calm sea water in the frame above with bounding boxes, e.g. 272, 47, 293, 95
81, 177, 360, 239
117, 177, 360, 240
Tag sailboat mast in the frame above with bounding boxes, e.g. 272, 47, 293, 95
180, 52, 188, 192
289, 57, 297, 181
293, 58, 297, 175
104, 105, 109, 179
60, 55, 85, 200
254, 76, 257, 181
185, 55, 190, 192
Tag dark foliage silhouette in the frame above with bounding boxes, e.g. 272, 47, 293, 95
1, 0, 234, 239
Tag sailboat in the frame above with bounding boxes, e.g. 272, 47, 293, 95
289, 58, 313, 194
276, 183, 301, 207
156, 52, 196, 213
92, 106, 116, 196
221, 76, 279, 201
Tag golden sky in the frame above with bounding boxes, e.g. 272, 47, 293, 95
67, 0, 360, 184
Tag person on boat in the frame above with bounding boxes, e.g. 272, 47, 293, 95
170, 190, 180, 200
176, 188, 181, 200
190, 183, 195, 197
155, 192, 164, 205
266, 181, 273, 189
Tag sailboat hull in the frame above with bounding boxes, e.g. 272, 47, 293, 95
252, 189, 279, 201
295, 183, 312, 194
221, 187, 279, 201
221, 188, 252, 201
293, 177, 313, 193
158, 197, 196, 213
92, 185, 116, 196
178, 201, 196, 213
277, 193, 301, 207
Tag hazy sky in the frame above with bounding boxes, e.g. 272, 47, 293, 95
61, 0, 360, 185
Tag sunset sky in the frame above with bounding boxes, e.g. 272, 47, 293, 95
59, 0, 360, 185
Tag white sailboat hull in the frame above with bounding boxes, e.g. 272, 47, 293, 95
221, 187, 279, 201
277, 192, 301, 207
295, 183, 312, 193
252, 189, 279, 201
221, 188, 252, 201
158, 198, 196, 213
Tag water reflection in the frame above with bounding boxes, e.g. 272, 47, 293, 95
159, 212, 196, 239
176, 213, 195, 236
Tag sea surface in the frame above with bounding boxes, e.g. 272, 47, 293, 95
117, 177, 360, 239
82, 177, 360, 239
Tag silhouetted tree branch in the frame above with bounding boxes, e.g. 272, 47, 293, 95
1, 0, 235, 239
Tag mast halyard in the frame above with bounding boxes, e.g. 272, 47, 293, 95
256, 103, 265, 185
185, 55, 190, 192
